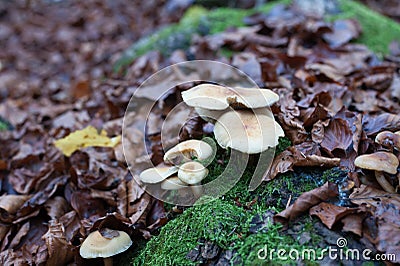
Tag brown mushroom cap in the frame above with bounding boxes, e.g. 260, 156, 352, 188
139, 165, 178, 184
163, 139, 213, 165
79, 229, 132, 259
354, 152, 399, 175
160, 176, 188, 190
182, 84, 279, 110
375, 131, 400, 149
177, 161, 209, 185
213, 110, 284, 154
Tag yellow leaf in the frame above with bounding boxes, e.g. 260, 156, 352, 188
54, 126, 121, 156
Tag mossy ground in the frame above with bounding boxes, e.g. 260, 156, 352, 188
113, 1, 400, 265
125, 138, 347, 265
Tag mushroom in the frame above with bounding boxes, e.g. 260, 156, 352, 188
139, 165, 178, 184
163, 139, 213, 165
395, 131, 400, 135
160, 176, 188, 190
177, 161, 208, 185
182, 84, 279, 110
213, 109, 284, 154
177, 161, 208, 198
80, 228, 132, 266
375, 131, 400, 150
354, 151, 399, 193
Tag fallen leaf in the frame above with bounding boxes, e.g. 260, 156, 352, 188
274, 182, 339, 224
309, 202, 358, 229
54, 126, 121, 156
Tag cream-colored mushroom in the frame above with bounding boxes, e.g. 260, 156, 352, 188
182, 84, 279, 110
80, 228, 132, 266
213, 110, 284, 154
354, 152, 399, 193
163, 139, 213, 165
139, 165, 178, 184
177, 161, 208, 185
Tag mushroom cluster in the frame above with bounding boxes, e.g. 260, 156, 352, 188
182, 84, 284, 154
80, 228, 132, 266
139, 139, 214, 196
355, 130, 400, 193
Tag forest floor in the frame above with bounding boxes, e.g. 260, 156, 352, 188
0, 0, 400, 265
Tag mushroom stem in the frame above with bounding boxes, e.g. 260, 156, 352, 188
104, 257, 113, 266
375, 171, 395, 193
191, 183, 203, 199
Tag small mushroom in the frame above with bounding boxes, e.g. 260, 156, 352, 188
182, 84, 279, 110
395, 131, 400, 135
177, 161, 208, 185
354, 151, 399, 193
213, 110, 284, 154
161, 176, 188, 190
139, 165, 178, 184
80, 228, 132, 266
164, 139, 213, 165
375, 131, 400, 150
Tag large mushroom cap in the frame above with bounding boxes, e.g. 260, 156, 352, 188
80, 229, 132, 259
213, 110, 284, 154
177, 161, 208, 185
354, 152, 399, 175
164, 139, 213, 165
182, 84, 279, 110
139, 165, 178, 184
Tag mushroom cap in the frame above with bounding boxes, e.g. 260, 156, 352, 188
395, 131, 400, 135
139, 165, 178, 184
160, 176, 188, 190
354, 151, 399, 174
164, 139, 213, 165
375, 131, 400, 149
79, 229, 132, 259
182, 84, 279, 110
177, 161, 209, 185
213, 110, 284, 154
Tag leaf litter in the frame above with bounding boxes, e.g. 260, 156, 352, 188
0, 0, 400, 264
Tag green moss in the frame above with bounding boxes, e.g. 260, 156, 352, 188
132, 199, 251, 265
329, 0, 400, 56
275, 137, 291, 155
0, 122, 8, 131
132, 166, 345, 265
236, 219, 323, 266
0, 117, 11, 131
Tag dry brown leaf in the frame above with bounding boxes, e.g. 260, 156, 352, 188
309, 202, 358, 229
42, 220, 76, 265
274, 182, 339, 224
